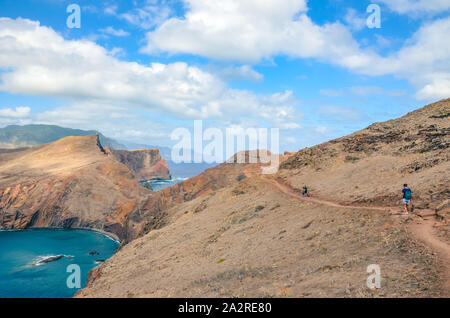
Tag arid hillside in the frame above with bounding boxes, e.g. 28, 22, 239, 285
77, 174, 444, 298
77, 99, 449, 298
279, 99, 449, 216
122, 151, 272, 242
0, 135, 168, 240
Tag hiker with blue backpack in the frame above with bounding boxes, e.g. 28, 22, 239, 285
302, 185, 308, 197
402, 184, 412, 214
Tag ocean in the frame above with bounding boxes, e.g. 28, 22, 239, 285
140, 177, 188, 191
0, 229, 119, 298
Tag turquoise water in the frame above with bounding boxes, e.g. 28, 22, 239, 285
0, 229, 119, 298
140, 177, 187, 191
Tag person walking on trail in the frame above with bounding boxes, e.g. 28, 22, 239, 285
302, 185, 308, 197
402, 184, 412, 214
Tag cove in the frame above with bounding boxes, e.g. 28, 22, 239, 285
0, 228, 119, 298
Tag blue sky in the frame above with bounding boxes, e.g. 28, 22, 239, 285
0, 0, 449, 152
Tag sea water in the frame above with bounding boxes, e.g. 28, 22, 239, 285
140, 177, 188, 191
0, 229, 119, 298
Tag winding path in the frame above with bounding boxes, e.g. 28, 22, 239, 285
266, 177, 450, 296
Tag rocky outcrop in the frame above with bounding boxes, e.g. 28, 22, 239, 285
108, 148, 170, 181
0, 135, 155, 241
0, 134, 257, 243
32, 255, 64, 266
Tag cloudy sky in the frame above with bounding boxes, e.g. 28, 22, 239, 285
0, 0, 449, 151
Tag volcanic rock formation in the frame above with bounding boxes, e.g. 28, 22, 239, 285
108, 148, 170, 181
0, 135, 169, 241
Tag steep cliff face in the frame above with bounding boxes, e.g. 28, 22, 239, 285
108, 148, 170, 181
0, 135, 153, 240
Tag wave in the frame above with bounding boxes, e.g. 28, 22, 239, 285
95, 232, 120, 244
31, 254, 73, 266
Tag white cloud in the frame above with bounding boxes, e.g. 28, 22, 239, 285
208, 65, 264, 82
376, 0, 450, 15
0, 106, 31, 127
142, 0, 370, 69
82, 5, 99, 14
320, 86, 407, 98
0, 106, 30, 118
142, 0, 311, 62
415, 74, 450, 101
99, 26, 130, 37
374, 34, 391, 48
33, 101, 169, 142
114, 1, 173, 29
314, 126, 330, 134
286, 136, 296, 143
0, 18, 299, 133
108, 47, 127, 58
344, 8, 366, 31
348, 86, 407, 97
317, 106, 364, 121
257, 91, 302, 129
142, 0, 450, 102
360, 17, 450, 101
104, 4, 118, 15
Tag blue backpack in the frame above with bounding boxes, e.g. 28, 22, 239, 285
404, 189, 412, 200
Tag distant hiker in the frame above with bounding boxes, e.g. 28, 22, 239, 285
302, 185, 308, 197
402, 184, 412, 214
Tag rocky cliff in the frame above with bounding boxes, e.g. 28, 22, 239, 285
0, 135, 168, 241
108, 148, 170, 181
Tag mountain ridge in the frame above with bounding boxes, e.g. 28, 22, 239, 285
0, 124, 127, 150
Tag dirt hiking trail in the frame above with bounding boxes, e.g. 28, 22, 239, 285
266, 176, 450, 296
409, 218, 450, 296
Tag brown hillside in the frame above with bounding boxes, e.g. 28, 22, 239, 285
123, 151, 270, 242
77, 99, 449, 298
279, 98, 449, 213
77, 170, 443, 297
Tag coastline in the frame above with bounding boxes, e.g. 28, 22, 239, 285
140, 176, 188, 191
0, 227, 121, 245
0, 226, 120, 298
72, 227, 121, 244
